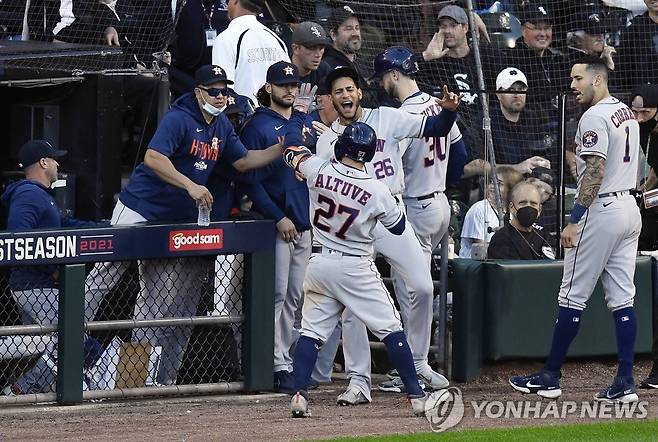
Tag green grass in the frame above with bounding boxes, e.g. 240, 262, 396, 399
329, 419, 658, 441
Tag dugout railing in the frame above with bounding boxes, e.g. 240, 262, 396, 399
0, 220, 275, 405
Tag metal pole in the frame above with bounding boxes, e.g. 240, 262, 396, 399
85, 315, 243, 332
558, 92, 567, 258
465, 0, 505, 226
436, 233, 451, 378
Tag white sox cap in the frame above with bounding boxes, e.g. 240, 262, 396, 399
496, 67, 528, 90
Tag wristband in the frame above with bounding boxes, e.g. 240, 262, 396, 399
569, 203, 587, 224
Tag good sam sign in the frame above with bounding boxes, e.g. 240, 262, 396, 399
168, 229, 223, 252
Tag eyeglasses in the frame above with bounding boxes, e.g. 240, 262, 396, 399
200, 87, 229, 97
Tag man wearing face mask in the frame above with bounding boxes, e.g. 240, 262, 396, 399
487, 181, 554, 260
84, 64, 283, 386
631, 84, 658, 192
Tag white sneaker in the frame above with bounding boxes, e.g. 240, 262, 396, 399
409, 393, 428, 417
418, 369, 449, 390
290, 392, 310, 418
337, 387, 370, 406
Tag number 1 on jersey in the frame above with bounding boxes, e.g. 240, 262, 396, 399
623, 126, 631, 163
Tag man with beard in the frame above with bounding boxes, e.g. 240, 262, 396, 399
315, 66, 460, 405
240, 61, 316, 393
510, 57, 642, 403
291, 21, 332, 88
322, 5, 379, 106
366, 46, 468, 394
490, 67, 552, 172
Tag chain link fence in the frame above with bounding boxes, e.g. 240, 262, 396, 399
0, 255, 244, 398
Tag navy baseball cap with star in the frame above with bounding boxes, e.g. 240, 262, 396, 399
194, 64, 234, 86
18, 139, 67, 168
266, 61, 301, 85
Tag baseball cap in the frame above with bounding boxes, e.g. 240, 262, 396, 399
496, 67, 528, 90
325, 66, 360, 92
194, 64, 234, 86
572, 11, 609, 35
519, 3, 552, 25
438, 5, 468, 25
316, 77, 330, 95
327, 5, 359, 32
18, 139, 67, 168
292, 21, 332, 47
632, 84, 658, 108
266, 61, 301, 85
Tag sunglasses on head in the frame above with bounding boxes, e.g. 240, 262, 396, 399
200, 87, 229, 97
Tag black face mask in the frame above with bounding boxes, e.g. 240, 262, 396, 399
639, 115, 658, 138
514, 205, 539, 228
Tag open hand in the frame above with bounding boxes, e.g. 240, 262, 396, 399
436, 85, 460, 111
422, 31, 449, 61
294, 83, 318, 113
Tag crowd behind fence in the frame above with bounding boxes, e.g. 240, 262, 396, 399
1, 0, 658, 404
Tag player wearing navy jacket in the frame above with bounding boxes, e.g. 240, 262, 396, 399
85, 65, 283, 386
1, 140, 106, 394
240, 61, 316, 393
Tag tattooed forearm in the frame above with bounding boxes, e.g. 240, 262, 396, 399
576, 155, 606, 207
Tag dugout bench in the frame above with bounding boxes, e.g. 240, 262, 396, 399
451, 257, 655, 382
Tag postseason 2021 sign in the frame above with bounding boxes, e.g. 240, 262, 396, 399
0, 221, 275, 266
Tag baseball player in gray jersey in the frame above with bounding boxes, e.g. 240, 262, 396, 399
315, 66, 460, 404
510, 57, 642, 402
283, 113, 428, 418
372, 47, 469, 393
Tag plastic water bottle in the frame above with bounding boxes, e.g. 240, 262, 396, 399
197, 205, 211, 226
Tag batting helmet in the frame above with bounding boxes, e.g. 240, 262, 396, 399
372, 46, 418, 80
334, 122, 377, 163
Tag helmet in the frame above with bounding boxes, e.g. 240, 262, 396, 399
372, 46, 418, 80
334, 122, 377, 163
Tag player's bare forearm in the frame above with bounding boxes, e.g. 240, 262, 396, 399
575, 156, 606, 207
144, 149, 195, 191
233, 139, 283, 172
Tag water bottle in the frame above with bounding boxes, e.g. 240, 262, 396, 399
197, 205, 211, 226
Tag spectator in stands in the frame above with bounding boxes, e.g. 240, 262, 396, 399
490, 67, 554, 172
321, 5, 381, 106
169, 0, 231, 96
632, 83, 658, 192
291, 21, 332, 87
503, 2, 568, 96
567, 10, 609, 58
309, 80, 338, 131
459, 165, 522, 258
417, 4, 499, 165
212, 0, 289, 104
239, 61, 316, 394
84, 65, 283, 386
488, 181, 554, 260
322, 5, 361, 70
52, 1, 122, 46
1, 140, 106, 394
619, 1, 658, 92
